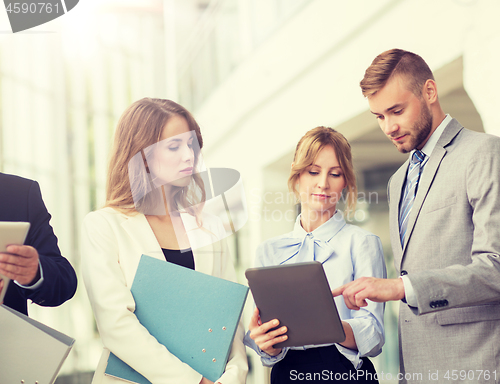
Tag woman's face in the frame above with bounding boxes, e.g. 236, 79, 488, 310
147, 115, 196, 188
297, 145, 346, 217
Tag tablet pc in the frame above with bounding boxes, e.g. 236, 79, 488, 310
245, 261, 345, 348
0, 222, 31, 303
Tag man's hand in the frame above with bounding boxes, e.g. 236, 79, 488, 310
248, 307, 287, 356
332, 277, 405, 310
0, 245, 40, 286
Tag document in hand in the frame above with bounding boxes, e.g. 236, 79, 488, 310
0, 221, 31, 303
105, 254, 249, 384
0, 304, 75, 384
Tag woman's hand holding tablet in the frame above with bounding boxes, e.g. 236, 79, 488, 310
248, 307, 288, 356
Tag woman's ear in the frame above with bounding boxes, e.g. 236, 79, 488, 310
291, 162, 294, 170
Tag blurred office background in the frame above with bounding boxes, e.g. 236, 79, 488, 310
0, 0, 499, 382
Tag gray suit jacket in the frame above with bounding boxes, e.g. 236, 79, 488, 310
388, 118, 500, 383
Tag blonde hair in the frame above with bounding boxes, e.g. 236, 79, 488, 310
288, 126, 357, 214
360, 48, 434, 98
105, 98, 205, 217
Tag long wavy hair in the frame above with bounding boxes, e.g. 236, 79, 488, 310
105, 98, 205, 217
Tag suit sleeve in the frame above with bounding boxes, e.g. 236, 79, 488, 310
21, 181, 77, 306
408, 138, 500, 314
81, 211, 203, 384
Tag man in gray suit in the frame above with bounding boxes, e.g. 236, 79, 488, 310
332, 49, 500, 383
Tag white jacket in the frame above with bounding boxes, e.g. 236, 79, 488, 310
81, 207, 248, 384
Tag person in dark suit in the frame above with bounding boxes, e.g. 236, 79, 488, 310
0, 172, 77, 315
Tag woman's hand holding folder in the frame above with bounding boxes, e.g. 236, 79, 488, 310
200, 377, 223, 384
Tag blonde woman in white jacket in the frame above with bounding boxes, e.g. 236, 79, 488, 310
81, 98, 248, 384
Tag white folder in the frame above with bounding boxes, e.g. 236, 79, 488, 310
0, 304, 75, 384
0, 221, 31, 303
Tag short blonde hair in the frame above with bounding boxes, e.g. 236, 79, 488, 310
288, 126, 357, 214
360, 48, 434, 98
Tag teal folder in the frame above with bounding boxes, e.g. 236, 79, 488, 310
105, 254, 249, 383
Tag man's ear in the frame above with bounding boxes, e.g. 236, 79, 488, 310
423, 79, 438, 104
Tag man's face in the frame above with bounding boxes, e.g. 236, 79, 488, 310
368, 75, 433, 153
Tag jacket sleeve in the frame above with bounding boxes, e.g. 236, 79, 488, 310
342, 234, 386, 359
212, 219, 248, 384
81, 211, 203, 384
21, 180, 77, 306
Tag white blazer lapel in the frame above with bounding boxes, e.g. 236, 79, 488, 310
121, 213, 165, 262
120, 210, 217, 276
181, 212, 215, 275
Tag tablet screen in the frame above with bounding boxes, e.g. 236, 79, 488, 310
246, 261, 345, 348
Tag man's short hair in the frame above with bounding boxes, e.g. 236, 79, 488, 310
360, 48, 435, 98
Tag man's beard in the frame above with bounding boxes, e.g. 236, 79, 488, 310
399, 102, 433, 154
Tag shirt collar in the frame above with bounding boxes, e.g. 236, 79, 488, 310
292, 210, 346, 242
418, 114, 452, 158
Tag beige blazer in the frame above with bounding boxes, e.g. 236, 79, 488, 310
388, 119, 500, 383
81, 207, 248, 384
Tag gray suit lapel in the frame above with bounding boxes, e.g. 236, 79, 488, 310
401, 119, 463, 256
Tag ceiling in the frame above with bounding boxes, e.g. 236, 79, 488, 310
265, 56, 483, 181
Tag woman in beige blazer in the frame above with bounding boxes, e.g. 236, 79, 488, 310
81, 98, 248, 384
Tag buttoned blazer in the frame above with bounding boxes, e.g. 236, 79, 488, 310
388, 119, 500, 382
81, 207, 247, 384
0, 172, 77, 315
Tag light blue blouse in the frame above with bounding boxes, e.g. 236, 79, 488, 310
244, 210, 386, 369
